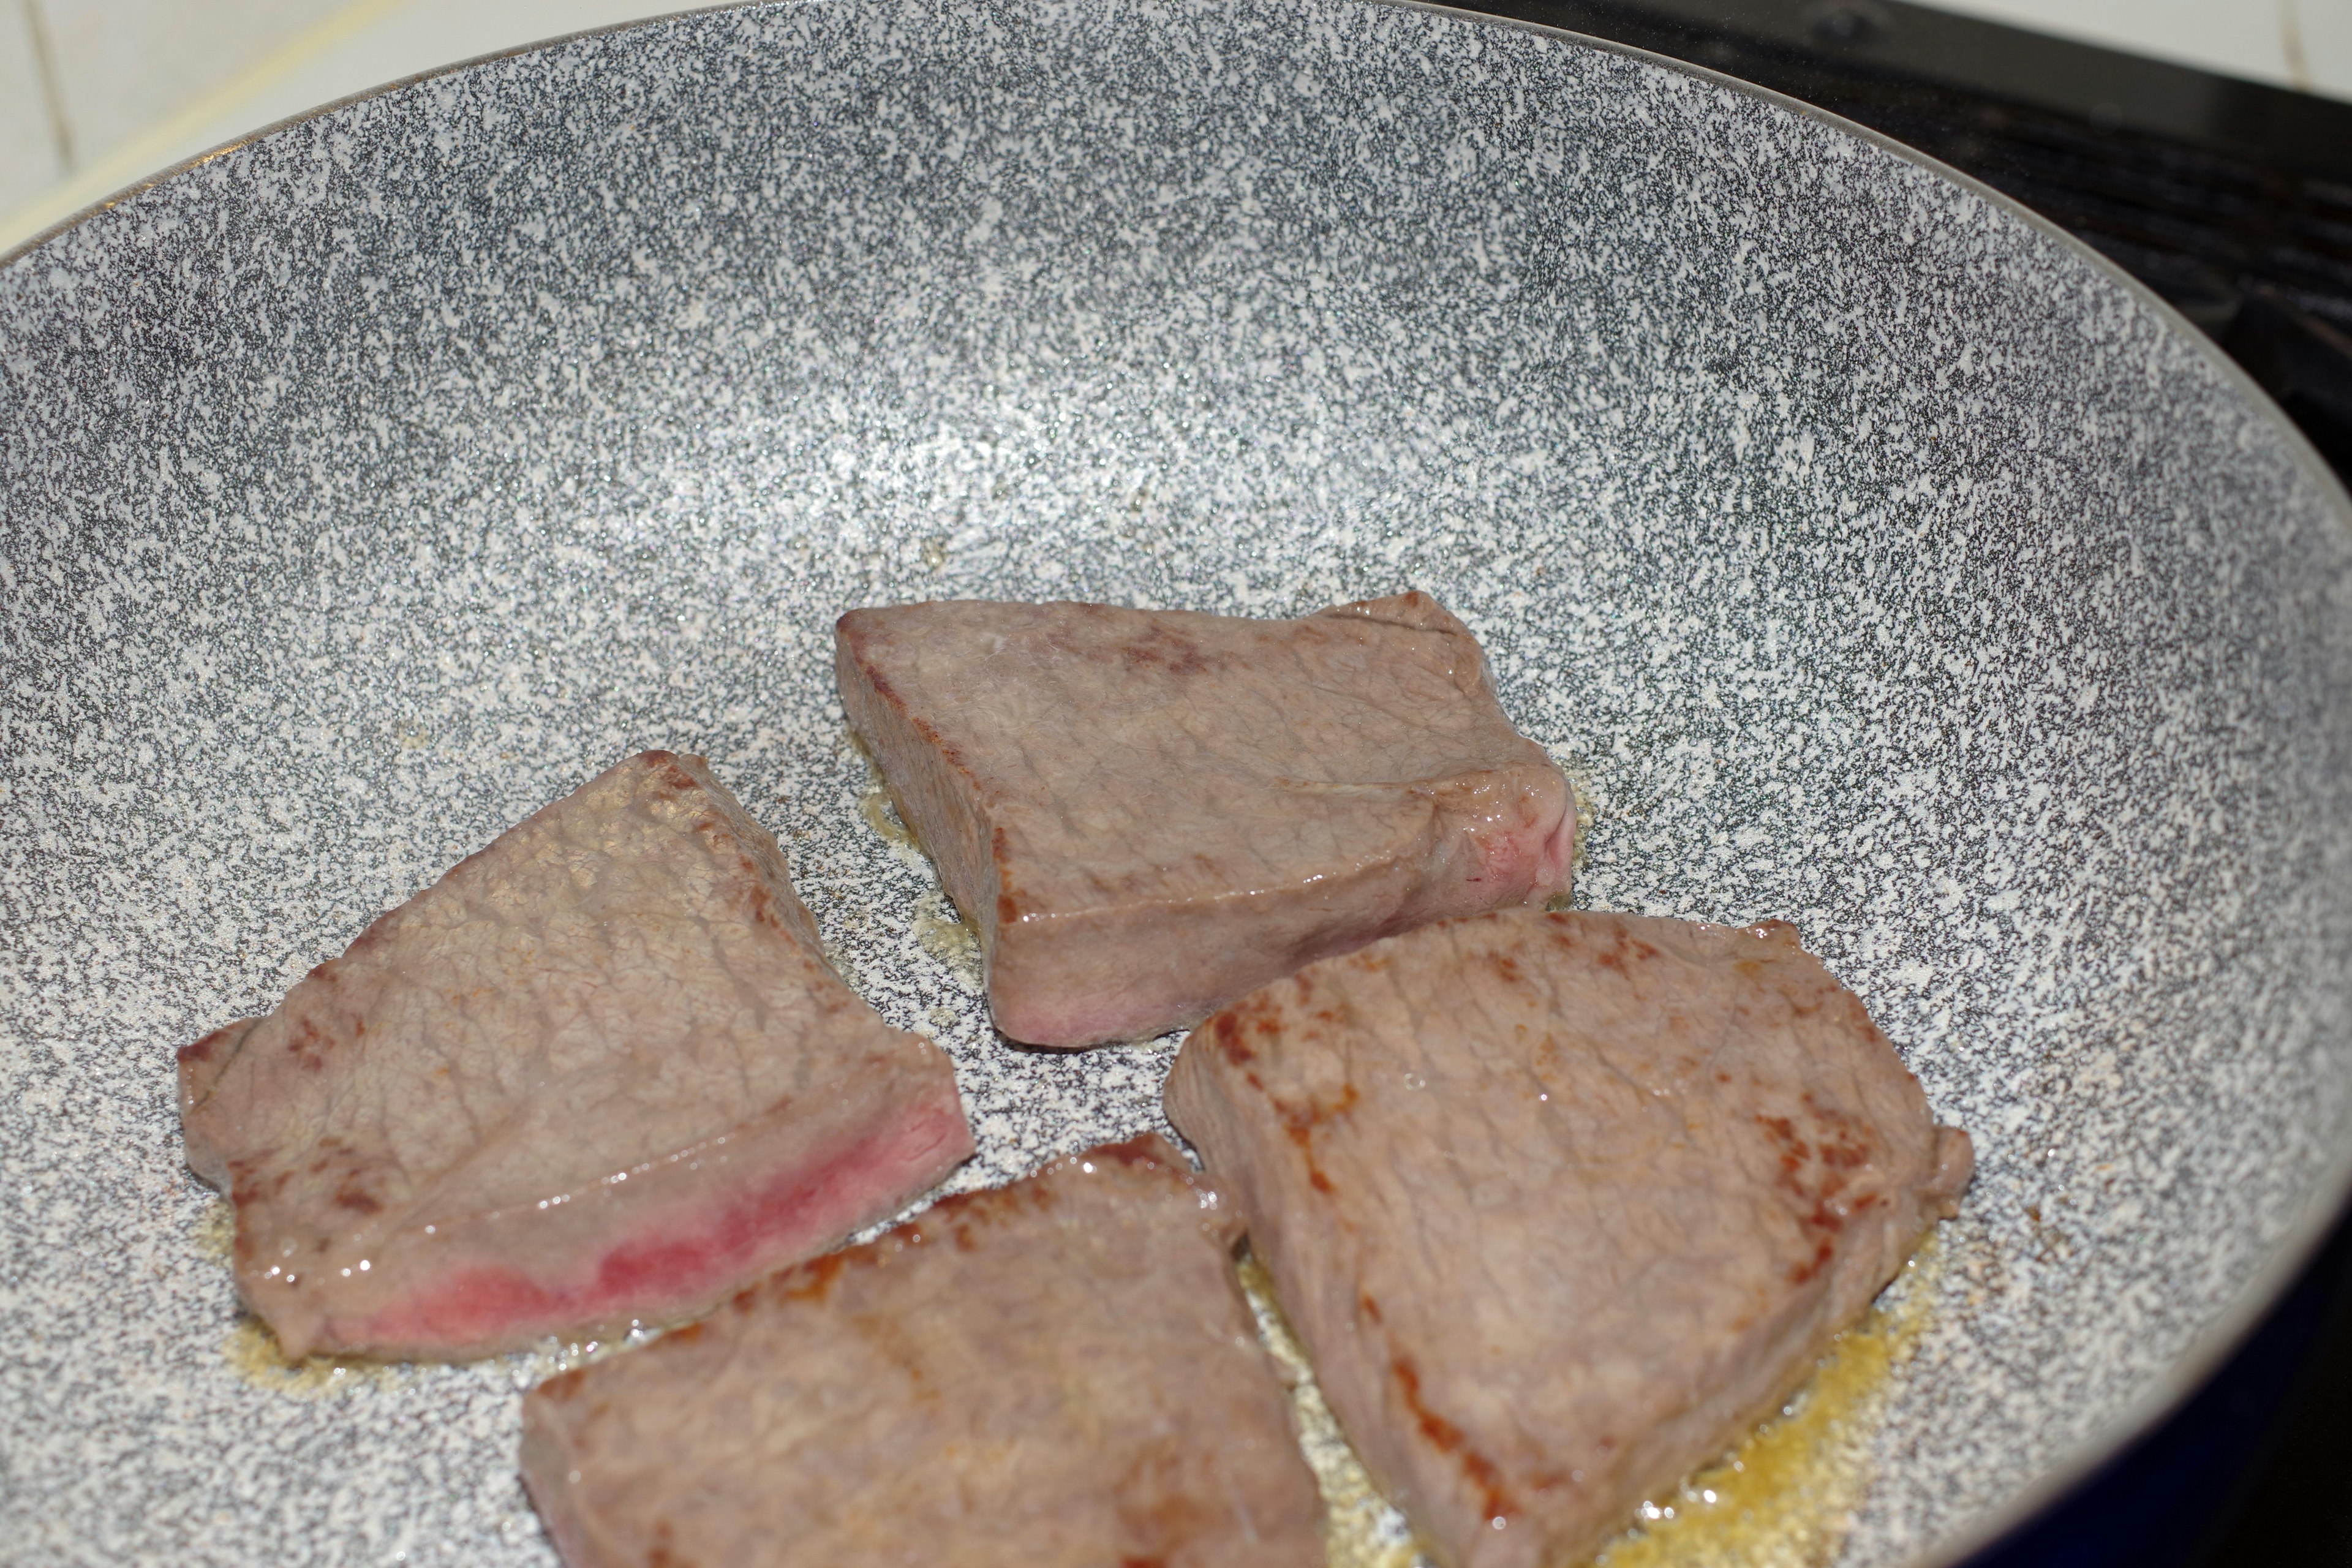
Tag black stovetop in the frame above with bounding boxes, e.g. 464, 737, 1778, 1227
1444, 2, 2352, 1561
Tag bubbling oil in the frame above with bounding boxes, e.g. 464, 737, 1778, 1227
913, 889, 984, 986
198, 1200, 409, 1396
221, 1316, 409, 1397
859, 784, 921, 851
851, 732, 986, 995
1238, 1242, 1940, 1568
1591, 1243, 1939, 1568
848, 728, 930, 866
192, 1197, 236, 1263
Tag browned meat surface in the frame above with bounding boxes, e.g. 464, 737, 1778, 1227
1165, 910, 1972, 1568
178, 750, 973, 1361
835, 591, 1575, 1049
519, 1133, 1325, 1568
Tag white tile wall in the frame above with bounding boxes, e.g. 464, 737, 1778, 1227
34, 0, 354, 168
2297, 0, 2352, 92
1, 0, 684, 252
1882, 0, 2352, 99
204, 0, 697, 153
1, 2, 67, 216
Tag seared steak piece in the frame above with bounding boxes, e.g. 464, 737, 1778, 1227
178, 750, 973, 1361
835, 592, 1574, 1049
1165, 910, 1972, 1568
519, 1134, 1325, 1568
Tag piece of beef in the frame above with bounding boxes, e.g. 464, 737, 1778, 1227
1164, 910, 1973, 1568
835, 592, 1575, 1049
178, 750, 973, 1361
519, 1133, 1325, 1568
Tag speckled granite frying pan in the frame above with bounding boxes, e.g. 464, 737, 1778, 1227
3, 2, 2349, 1564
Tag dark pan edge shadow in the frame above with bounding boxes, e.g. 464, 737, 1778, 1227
7, 1, 2352, 1564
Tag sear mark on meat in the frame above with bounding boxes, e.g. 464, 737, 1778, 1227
177, 750, 974, 1361
1164, 909, 1972, 1568
834, 592, 1575, 1050
518, 1134, 1325, 1568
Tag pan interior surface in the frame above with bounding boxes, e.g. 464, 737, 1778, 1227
3, 1, 2350, 1564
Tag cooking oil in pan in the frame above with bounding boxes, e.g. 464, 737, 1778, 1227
203, 1197, 638, 1396
1594, 1248, 1937, 1568
1238, 1241, 1940, 1568
913, 888, 984, 985
200, 1200, 409, 1396
192, 1197, 236, 1264
221, 1316, 408, 1397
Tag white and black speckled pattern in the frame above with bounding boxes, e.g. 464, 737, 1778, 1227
3, 1, 2351, 1564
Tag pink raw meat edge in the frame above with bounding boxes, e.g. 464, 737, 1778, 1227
1463, 809, 1577, 894
325, 1088, 974, 1356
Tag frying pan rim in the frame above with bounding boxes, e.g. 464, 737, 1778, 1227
5, 0, 2350, 1562
1382, 10, 2352, 1561
1363, 18, 2352, 1564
